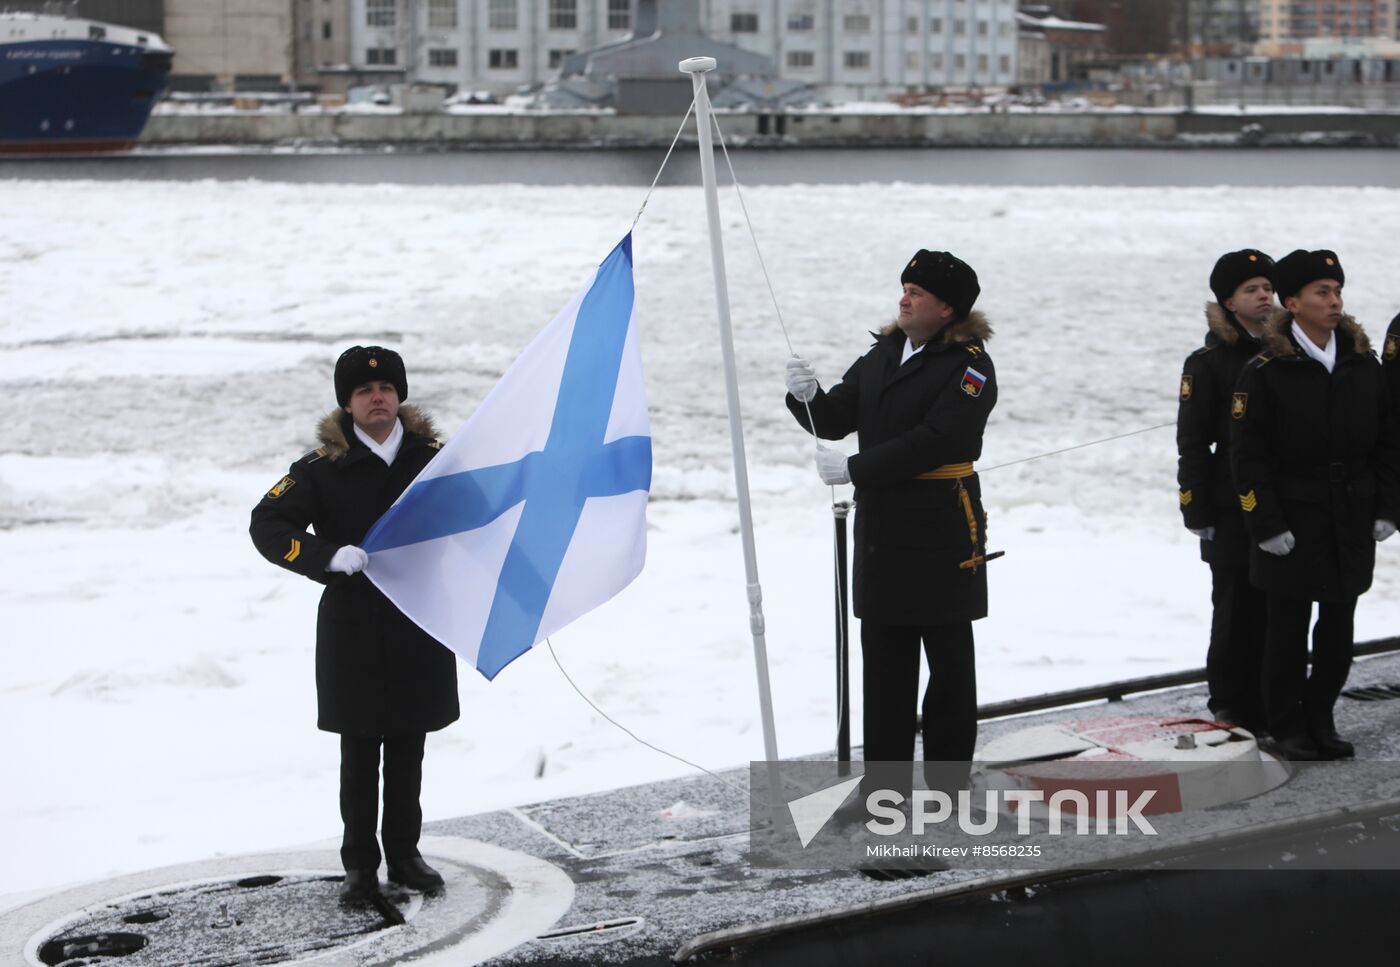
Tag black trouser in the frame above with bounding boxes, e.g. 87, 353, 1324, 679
1263, 594, 1356, 740
861, 620, 977, 801
339, 733, 426, 872
1205, 560, 1268, 724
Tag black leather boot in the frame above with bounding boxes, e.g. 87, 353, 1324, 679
387, 856, 445, 893
339, 869, 382, 903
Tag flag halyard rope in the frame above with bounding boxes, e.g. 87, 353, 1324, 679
629, 97, 697, 234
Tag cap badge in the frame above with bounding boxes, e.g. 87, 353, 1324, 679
368, 358, 379, 368
1248, 254, 1257, 261
1325, 257, 1335, 265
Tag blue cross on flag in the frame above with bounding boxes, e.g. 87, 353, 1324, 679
362, 235, 652, 680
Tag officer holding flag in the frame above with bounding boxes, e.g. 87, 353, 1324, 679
250, 346, 457, 902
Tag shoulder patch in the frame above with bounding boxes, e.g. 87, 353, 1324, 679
1188, 345, 1216, 358
303, 446, 328, 464
1180, 374, 1193, 401
964, 344, 983, 357
961, 366, 988, 398
266, 475, 297, 500
1248, 352, 1274, 369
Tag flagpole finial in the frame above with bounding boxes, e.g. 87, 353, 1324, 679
679, 56, 716, 74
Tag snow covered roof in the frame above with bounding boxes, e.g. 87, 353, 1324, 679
1017, 11, 1108, 34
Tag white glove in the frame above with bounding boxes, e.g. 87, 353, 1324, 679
785, 356, 818, 403
816, 446, 850, 486
1259, 531, 1296, 557
1189, 527, 1215, 541
327, 545, 369, 574
1375, 519, 1397, 542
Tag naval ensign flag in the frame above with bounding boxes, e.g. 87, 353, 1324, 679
361, 235, 652, 679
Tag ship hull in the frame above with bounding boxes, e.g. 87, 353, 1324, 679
0, 39, 170, 153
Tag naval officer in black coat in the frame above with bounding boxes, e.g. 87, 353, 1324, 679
1230, 251, 1400, 760
250, 346, 459, 901
784, 251, 996, 800
1176, 249, 1276, 733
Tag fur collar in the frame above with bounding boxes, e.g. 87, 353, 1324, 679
316, 404, 439, 461
879, 309, 993, 345
1205, 302, 1251, 346
1260, 306, 1370, 358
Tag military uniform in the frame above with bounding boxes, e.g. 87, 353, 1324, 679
1177, 303, 1268, 728
787, 310, 996, 794
1231, 310, 1400, 746
250, 403, 459, 873
1383, 310, 1400, 411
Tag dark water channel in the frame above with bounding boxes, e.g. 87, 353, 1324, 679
2, 147, 1397, 187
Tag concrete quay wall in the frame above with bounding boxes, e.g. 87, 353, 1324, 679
141, 110, 1400, 148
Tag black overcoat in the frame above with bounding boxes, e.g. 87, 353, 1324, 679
1176, 303, 1266, 567
250, 405, 461, 736
1383, 310, 1400, 416
786, 313, 997, 625
1230, 312, 1400, 602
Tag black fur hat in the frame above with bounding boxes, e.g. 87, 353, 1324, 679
901, 250, 980, 320
1273, 249, 1345, 304
1209, 249, 1274, 306
335, 345, 408, 407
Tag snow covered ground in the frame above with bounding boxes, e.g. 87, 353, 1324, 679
4, 176, 1400, 899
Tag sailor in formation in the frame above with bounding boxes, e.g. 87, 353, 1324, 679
1229, 251, 1400, 760
1176, 250, 1277, 735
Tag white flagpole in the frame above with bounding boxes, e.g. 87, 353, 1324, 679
678, 56, 782, 776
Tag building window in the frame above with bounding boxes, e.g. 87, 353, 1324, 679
844, 50, 870, 69
954, 19, 965, 36
786, 50, 815, 68
366, 0, 395, 28
608, 0, 630, 30
907, 16, 919, 33
977, 53, 988, 72
905, 51, 920, 68
731, 12, 759, 32
428, 48, 458, 67
366, 46, 397, 65
549, 0, 578, 29
843, 14, 871, 32
428, 0, 457, 28
488, 0, 517, 30
930, 53, 943, 70
322, 21, 331, 40
999, 55, 1010, 73
978, 20, 988, 36
931, 17, 942, 33
788, 13, 814, 30
488, 47, 519, 68
548, 48, 575, 68
954, 53, 966, 70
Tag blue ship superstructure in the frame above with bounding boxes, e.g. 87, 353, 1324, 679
1, 12, 172, 153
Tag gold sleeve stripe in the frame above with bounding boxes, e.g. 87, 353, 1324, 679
1179, 490, 1193, 506
284, 538, 302, 563
1239, 491, 1258, 512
